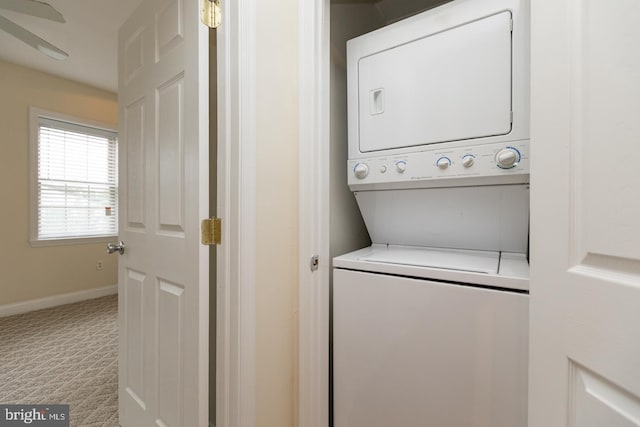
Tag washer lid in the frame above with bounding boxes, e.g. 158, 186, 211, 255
333, 244, 530, 291
358, 245, 500, 274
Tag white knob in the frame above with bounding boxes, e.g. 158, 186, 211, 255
436, 157, 450, 170
462, 155, 475, 168
396, 161, 406, 173
354, 163, 369, 179
380, 165, 387, 173
496, 148, 519, 168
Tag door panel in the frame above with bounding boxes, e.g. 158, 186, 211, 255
530, 1, 640, 426
157, 75, 185, 234
571, 363, 640, 427
577, 1, 640, 262
157, 279, 184, 427
125, 99, 146, 228
358, 11, 512, 152
156, 0, 184, 58
125, 269, 145, 401
118, 0, 209, 425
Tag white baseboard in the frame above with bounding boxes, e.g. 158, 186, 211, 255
0, 284, 118, 318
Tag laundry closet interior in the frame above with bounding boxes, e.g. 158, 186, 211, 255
327, 0, 531, 426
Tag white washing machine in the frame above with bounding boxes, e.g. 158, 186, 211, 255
333, 245, 530, 427
334, 0, 531, 426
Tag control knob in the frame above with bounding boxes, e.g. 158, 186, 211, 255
462, 155, 475, 168
354, 163, 369, 179
436, 157, 451, 170
395, 161, 407, 173
496, 147, 520, 169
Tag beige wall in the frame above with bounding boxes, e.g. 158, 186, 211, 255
255, 0, 299, 426
0, 60, 118, 306
251, 4, 382, 426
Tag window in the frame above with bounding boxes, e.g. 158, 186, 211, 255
30, 109, 118, 245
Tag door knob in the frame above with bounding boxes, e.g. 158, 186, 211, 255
107, 241, 125, 255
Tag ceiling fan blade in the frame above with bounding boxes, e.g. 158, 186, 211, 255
0, 0, 64, 23
0, 15, 67, 59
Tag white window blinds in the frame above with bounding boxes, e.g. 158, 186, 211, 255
36, 117, 118, 241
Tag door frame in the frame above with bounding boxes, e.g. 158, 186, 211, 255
216, 0, 257, 426
298, 0, 331, 426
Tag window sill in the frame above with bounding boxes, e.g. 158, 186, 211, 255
30, 235, 117, 248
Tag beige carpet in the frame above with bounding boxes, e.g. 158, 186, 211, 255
0, 295, 119, 427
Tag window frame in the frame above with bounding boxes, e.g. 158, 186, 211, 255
29, 107, 119, 247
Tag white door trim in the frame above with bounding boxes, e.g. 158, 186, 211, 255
298, 0, 331, 426
216, 0, 257, 426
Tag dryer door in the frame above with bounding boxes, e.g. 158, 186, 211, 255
357, 11, 513, 153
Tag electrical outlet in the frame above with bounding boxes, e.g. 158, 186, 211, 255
96, 260, 104, 271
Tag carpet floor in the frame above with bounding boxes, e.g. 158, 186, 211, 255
0, 295, 118, 426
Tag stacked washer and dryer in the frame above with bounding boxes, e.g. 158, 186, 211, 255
333, 0, 530, 426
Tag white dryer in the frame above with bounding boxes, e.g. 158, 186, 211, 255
333, 0, 531, 426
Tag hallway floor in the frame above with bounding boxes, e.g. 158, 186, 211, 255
0, 295, 118, 426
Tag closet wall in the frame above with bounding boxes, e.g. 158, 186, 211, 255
329, 0, 450, 262
329, 3, 382, 263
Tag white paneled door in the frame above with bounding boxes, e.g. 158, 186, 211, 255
116, 0, 209, 426
530, 1, 640, 427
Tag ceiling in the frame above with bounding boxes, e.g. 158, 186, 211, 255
0, 0, 448, 93
332, 0, 450, 23
0, 0, 143, 92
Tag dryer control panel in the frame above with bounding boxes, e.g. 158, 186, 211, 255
348, 140, 529, 190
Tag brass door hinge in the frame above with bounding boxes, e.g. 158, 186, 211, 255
201, 217, 221, 245
201, 0, 221, 29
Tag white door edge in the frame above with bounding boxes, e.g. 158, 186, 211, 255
216, 0, 257, 426
298, 0, 331, 426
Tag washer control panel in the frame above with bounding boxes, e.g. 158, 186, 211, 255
349, 140, 529, 187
